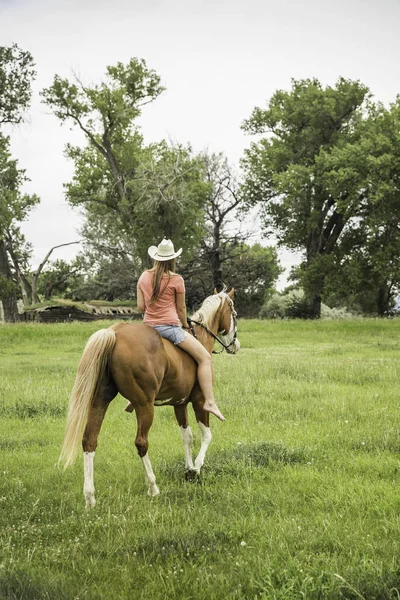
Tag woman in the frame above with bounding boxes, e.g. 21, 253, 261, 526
136, 238, 225, 422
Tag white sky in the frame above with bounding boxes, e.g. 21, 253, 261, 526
1, 0, 400, 288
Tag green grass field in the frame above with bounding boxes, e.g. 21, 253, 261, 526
0, 319, 399, 599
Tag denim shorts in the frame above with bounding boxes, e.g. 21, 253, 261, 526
153, 325, 187, 345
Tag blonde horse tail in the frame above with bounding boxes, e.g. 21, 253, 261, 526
59, 328, 117, 469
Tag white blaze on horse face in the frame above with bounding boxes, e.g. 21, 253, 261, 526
231, 338, 240, 353
194, 421, 212, 473
219, 307, 239, 354
83, 451, 96, 508
180, 426, 194, 470
142, 453, 160, 497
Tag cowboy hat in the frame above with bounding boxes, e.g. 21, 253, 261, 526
148, 238, 183, 261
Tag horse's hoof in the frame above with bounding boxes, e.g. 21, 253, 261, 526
85, 496, 96, 509
185, 469, 200, 481
124, 402, 134, 413
148, 485, 160, 497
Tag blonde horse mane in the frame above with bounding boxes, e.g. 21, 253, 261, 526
191, 286, 227, 330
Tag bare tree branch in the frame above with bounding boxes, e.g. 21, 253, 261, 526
31, 241, 82, 304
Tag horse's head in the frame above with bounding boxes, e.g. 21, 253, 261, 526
215, 288, 240, 354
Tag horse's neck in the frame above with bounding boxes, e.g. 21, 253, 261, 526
195, 326, 214, 354
194, 304, 222, 354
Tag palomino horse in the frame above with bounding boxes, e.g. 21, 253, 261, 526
59, 289, 240, 507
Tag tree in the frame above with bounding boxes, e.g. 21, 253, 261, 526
35, 257, 85, 301
242, 78, 369, 317
0, 44, 36, 321
180, 242, 281, 315
318, 99, 400, 315
41, 58, 164, 219
4, 225, 33, 305
222, 243, 282, 315
42, 60, 209, 268
200, 152, 248, 290
68, 255, 138, 302
29, 241, 82, 303
0, 136, 39, 320
0, 44, 35, 125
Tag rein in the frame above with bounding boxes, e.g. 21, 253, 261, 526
187, 296, 238, 354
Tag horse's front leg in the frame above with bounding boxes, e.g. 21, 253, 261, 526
193, 406, 212, 475
174, 405, 195, 474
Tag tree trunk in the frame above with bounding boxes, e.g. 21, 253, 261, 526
6, 235, 32, 305
305, 243, 324, 318
309, 292, 322, 319
19, 273, 32, 306
210, 252, 223, 291
377, 283, 390, 316
31, 274, 40, 304
0, 239, 19, 322
209, 225, 223, 291
102, 137, 126, 203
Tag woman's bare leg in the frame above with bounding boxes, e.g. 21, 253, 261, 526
178, 335, 225, 421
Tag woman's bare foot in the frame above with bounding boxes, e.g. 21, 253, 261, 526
202, 401, 226, 422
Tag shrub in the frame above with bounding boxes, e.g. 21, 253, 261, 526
284, 289, 316, 319
259, 289, 355, 320
259, 294, 286, 319
320, 304, 355, 319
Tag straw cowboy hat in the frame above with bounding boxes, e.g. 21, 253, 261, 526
148, 238, 183, 261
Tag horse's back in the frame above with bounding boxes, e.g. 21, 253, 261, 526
112, 322, 164, 355
110, 323, 166, 400
109, 322, 197, 403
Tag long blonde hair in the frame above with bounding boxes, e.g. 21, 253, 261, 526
150, 259, 177, 303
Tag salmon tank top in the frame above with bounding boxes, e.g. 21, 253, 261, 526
138, 270, 185, 326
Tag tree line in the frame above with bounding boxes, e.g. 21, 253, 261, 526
1, 44, 399, 321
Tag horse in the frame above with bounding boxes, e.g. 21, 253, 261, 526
59, 288, 240, 507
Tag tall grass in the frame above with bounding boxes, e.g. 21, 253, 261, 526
0, 319, 399, 599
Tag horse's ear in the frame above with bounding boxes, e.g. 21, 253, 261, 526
228, 288, 235, 298
213, 288, 218, 295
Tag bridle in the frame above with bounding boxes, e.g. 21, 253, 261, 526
188, 294, 238, 354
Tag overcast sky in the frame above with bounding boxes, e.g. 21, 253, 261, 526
1, 0, 400, 287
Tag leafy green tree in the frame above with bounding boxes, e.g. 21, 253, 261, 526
35, 257, 85, 301
181, 242, 281, 315
318, 99, 400, 315
68, 256, 138, 302
41, 59, 163, 223
42, 59, 209, 269
0, 44, 36, 321
242, 78, 369, 317
0, 44, 35, 125
66, 139, 208, 265
223, 243, 282, 315
0, 136, 39, 319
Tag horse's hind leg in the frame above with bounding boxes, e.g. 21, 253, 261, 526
134, 402, 159, 497
82, 381, 117, 508
174, 405, 195, 474
193, 407, 212, 475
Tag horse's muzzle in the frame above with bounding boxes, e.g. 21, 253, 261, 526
226, 339, 240, 354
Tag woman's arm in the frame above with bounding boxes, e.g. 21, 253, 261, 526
176, 291, 189, 328
137, 283, 146, 313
